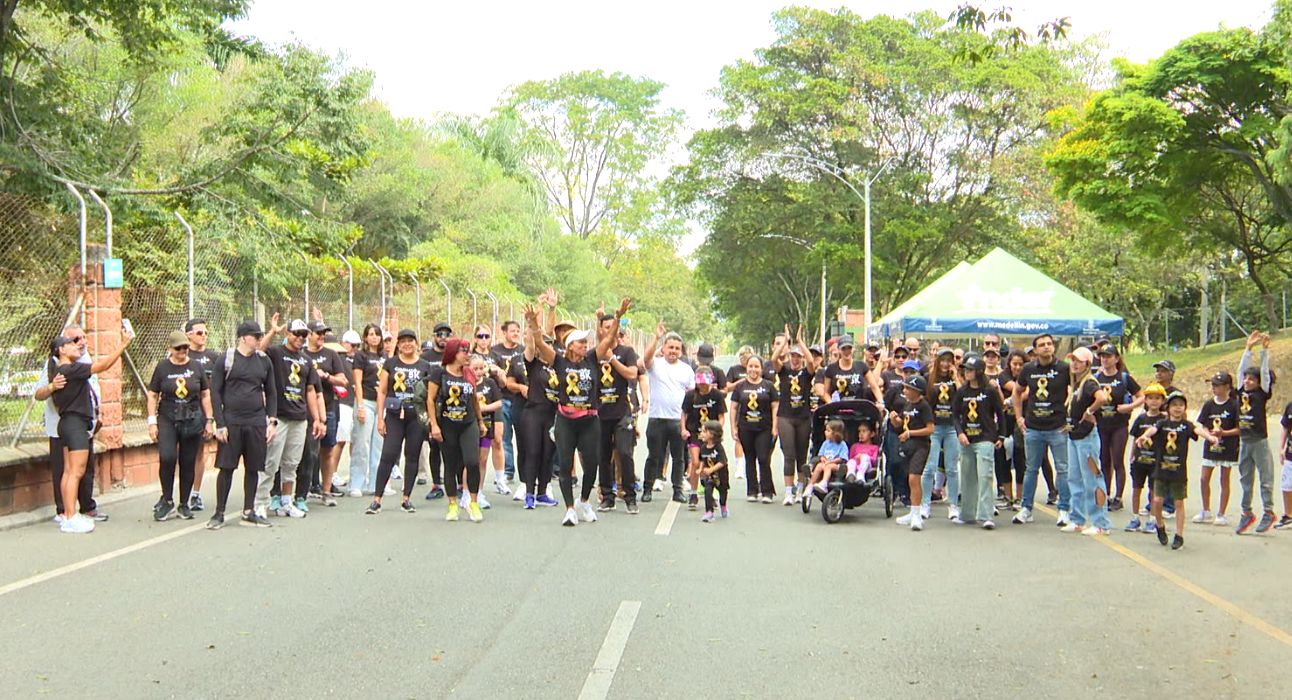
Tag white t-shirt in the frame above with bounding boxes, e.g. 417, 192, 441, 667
647, 358, 695, 420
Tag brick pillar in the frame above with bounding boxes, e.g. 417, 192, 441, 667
70, 244, 125, 491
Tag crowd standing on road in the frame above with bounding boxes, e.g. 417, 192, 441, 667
30, 292, 1292, 545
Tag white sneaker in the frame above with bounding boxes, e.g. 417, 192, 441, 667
494, 479, 513, 496
1081, 526, 1108, 536
577, 501, 598, 523
653, 481, 665, 492
950, 516, 968, 525
512, 483, 526, 502
53, 513, 66, 524
760, 495, 774, 504
897, 510, 914, 526
793, 492, 803, 505
1056, 510, 1070, 527
1214, 514, 1230, 526
1192, 511, 1211, 524
478, 494, 491, 510
254, 505, 271, 522
982, 520, 996, 530
283, 502, 306, 519
734, 472, 745, 480
921, 505, 931, 519
1060, 523, 1082, 533
332, 474, 348, 487
948, 505, 961, 520
782, 492, 795, 506
458, 493, 469, 510
1164, 510, 1176, 520
60, 514, 94, 533
391, 467, 403, 481
562, 509, 578, 527
348, 489, 362, 499
747, 495, 758, 503
383, 486, 397, 497
911, 512, 924, 531
1012, 507, 1034, 524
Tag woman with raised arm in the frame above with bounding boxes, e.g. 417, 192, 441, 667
516, 292, 561, 509
771, 324, 817, 504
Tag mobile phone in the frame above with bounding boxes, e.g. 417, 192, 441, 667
122, 318, 134, 336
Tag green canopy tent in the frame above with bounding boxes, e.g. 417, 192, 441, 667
868, 248, 1123, 339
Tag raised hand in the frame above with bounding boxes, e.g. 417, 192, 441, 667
1262, 333, 1272, 350
655, 320, 667, 339
1247, 330, 1262, 350
617, 297, 632, 317
312, 306, 324, 323
269, 313, 286, 334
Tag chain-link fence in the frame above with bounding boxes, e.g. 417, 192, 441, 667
1127, 285, 1292, 352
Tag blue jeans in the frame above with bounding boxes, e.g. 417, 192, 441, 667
1022, 427, 1070, 512
1068, 432, 1109, 529
348, 399, 384, 494
922, 424, 960, 508
958, 441, 995, 521
501, 399, 519, 479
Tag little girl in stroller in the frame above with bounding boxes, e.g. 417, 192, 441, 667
806, 420, 849, 494
846, 421, 880, 483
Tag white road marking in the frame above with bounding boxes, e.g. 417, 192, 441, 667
577, 600, 643, 700
0, 523, 205, 598
653, 500, 680, 535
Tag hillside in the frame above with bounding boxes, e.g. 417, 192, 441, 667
1125, 334, 1292, 410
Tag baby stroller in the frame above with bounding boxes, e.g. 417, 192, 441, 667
800, 399, 894, 524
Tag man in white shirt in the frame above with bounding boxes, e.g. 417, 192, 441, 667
32, 324, 107, 523
641, 322, 695, 503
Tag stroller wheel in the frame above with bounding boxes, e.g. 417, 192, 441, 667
801, 489, 812, 514
883, 469, 894, 518
822, 488, 844, 524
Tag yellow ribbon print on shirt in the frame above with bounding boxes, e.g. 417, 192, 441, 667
938, 384, 950, 403
903, 414, 911, 431
967, 399, 978, 422
789, 375, 801, 395
1241, 393, 1251, 413
446, 385, 461, 406
1165, 430, 1178, 454
747, 391, 759, 411
175, 376, 188, 399
1210, 417, 1223, 452
1036, 378, 1049, 399
774, 375, 780, 392
699, 406, 710, 423
601, 362, 614, 387
566, 372, 580, 395
393, 371, 407, 392
289, 362, 301, 387
835, 377, 847, 395
547, 369, 559, 389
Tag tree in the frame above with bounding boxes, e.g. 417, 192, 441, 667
1045, 26, 1292, 330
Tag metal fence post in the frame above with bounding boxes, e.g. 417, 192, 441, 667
486, 291, 498, 333
438, 279, 451, 325
410, 273, 422, 338
87, 190, 112, 258
176, 212, 195, 319
298, 252, 310, 320
341, 255, 354, 332
373, 262, 391, 327
65, 184, 87, 325
466, 287, 478, 332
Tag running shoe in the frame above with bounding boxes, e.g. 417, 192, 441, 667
177, 504, 194, 520
1192, 511, 1212, 524
512, 483, 527, 502
690, 493, 701, 511
1164, 510, 1175, 520
1156, 525, 1169, 546
598, 498, 616, 512
653, 481, 665, 492
1125, 517, 1142, 532
1055, 510, 1070, 527
295, 497, 310, 513
468, 502, 483, 522
1060, 523, 1082, 533
701, 511, 715, 523
982, 520, 996, 530
60, 514, 94, 534
478, 494, 491, 510
793, 492, 803, 505
1140, 519, 1157, 534
53, 514, 65, 524
1012, 507, 1033, 524
1171, 534, 1185, 550
626, 500, 639, 515
332, 473, 348, 488
950, 516, 968, 525
189, 493, 205, 512
283, 501, 306, 518
1236, 512, 1257, 534
457, 492, 468, 511
535, 494, 559, 507
322, 494, 338, 508
1256, 511, 1276, 533
1108, 497, 1123, 512
446, 504, 460, 521
383, 486, 397, 496
153, 498, 175, 522
948, 504, 962, 521
1081, 526, 1108, 536
781, 492, 793, 507
641, 491, 653, 503
365, 500, 381, 515
760, 495, 774, 504
392, 466, 403, 481
205, 513, 225, 530
270, 496, 285, 516
921, 504, 931, 519
1046, 491, 1058, 506
1274, 515, 1292, 530
348, 488, 363, 499
399, 500, 416, 514
494, 479, 513, 496
425, 485, 445, 500
562, 509, 578, 526
577, 501, 598, 523
897, 510, 914, 526
1214, 514, 1230, 526
720, 506, 729, 518
240, 510, 271, 528
672, 490, 686, 504
82, 509, 108, 522
746, 495, 758, 503
416, 475, 428, 485
910, 512, 924, 531
525, 494, 536, 510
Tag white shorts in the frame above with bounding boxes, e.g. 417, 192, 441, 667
1201, 459, 1237, 469
337, 403, 354, 443
1282, 460, 1292, 492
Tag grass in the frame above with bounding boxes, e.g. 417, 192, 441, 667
1123, 336, 1256, 379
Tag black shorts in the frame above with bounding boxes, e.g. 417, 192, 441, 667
902, 441, 930, 477
216, 424, 268, 472
57, 413, 93, 452
1152, 478, 1187, 501
1130, 461, 1154, 489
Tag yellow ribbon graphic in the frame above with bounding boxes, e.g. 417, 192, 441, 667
1103, 384, 1115, 403
1036, 378, 1049, 399
289, 362, 301, 387
393, 370, 407, 392
566, 372, 580, 395
601, 362, 614, 387
478, 391, 487, 406
790, 375, 801, 394
547, 369, 559, 389
836, 377, 847, 395
699, 406, 710, 423
747, 391, 759, 411
903, 414, 910, 431
967, 399, 978, 422
446, 385, 461, 406
1165, 430, 1178, 454
1212, 417, 1222, 432
938, 384, 950, 403
1241, 393, 1251, 413
175, 376, 188, 399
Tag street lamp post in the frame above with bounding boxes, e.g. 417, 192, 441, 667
753, 233, 827, 347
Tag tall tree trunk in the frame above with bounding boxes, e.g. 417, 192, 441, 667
0, 1, 19, 78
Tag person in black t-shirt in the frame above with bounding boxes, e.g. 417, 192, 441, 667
593, 311, 641, 512
770, 325, 819, 505
953, 354, 1004, 527
208, 321, 278, 531
729, 355, 779, 502
184, 318, 219, 512
47, 327, 132, 534
427, 340, 487, 522
1195, 371, 1240, 526
147, 330, 214, 522
1136, 391, 1213, 549
349, 324, 387, 498
1092, 342, 1143, 512
516, 305, 561, 509
683, 369, 727, 510
258, 317, 324, 518
469, 352, 504, 511
303, 319, 349, 507
1125, 383, 1167, 533
491, 320, 527, 485
1064, 347, 1110, 535
1234, 331, 1279, 534
696, 420, 730, 521
1010, 333, 1073, 525
369, 328, 435, 515
891, 375, 935, 531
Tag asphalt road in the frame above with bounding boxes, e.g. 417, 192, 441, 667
2, 431, 1289, 700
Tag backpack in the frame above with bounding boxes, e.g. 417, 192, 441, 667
411, 375, 430, 431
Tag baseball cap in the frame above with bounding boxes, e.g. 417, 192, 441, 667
983, 347, 1000, 357
1206, 371, 1233, 386
808, 345, 824, 356
1165, 389, 1188, 405
287, 319, 309, 334
903, 375, 927, 393
341, 330, 361, 345
397, 328, 417, 340
381, 329, 392, 340
697, 343, 716, 362
308, 320, 330, 334
936, 347, 954, 358
789, 345, 805, 355
565, 329, 592, 344
433, 321, 452, 334
901, 359, 921, 371
837, 335, 855, 349
1153, 359, 1177, 374
961, 353, 985, 371
1096, 342, 1119, 356
236, 320, 263, 338
1066, 347, 1094, 365
1143, 382, 1167, 397
167, 330, 190, 348
50, 335, 77, 354
695, 369, 716, 385
865, 342, 880, 351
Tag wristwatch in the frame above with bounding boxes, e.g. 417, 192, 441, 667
268, 418, 279, 426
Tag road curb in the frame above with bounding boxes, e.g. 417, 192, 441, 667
0, 484, 160, 533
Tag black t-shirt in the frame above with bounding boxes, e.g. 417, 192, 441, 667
338, 352, 356, 407
699, 442, 728, 472
420, 346, 445, 368
881, 370, 906, 408
595, 344, 640, 421
1197, 397, 1240, 462
304, 346, 346, 412
478, 376, 501, 431
1238, 384, 1271, 438
995, 369, 1016, 419
820, 361, 873, 401
190, 349, 220, 383
490, 342, 527, 402
929, 375, 957, 426
893, 395, 932, 445
730, 378, 776, 430
776, 364, 814, 418
211, 349, 276, 428
954, 383, 1002, 444
523, 355, 558, 410
811, 367, 826, 411
1130, 412, 1164, 470
149, 359, 208, 409
554, 353, 600, 412
725, 365, 747, 387
1018, 358, 1071, 431
266, 344, 320, 422
1067, 377, 1101, 441
1152, 419, 1196, 482
52, 361, 95, 419
1280, 402, 1292, 461
355, 349, 385, 402
382, 356, 433, 407
430, 365, 477, 424
1093, 370, 1141, 425
683, 388, 727, 437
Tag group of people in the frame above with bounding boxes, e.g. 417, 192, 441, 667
33, 296, 1292, 542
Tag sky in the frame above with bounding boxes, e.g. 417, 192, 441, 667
230, 0, 1276, 253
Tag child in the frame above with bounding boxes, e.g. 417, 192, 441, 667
697, 420, 729, 522
1278, 399, 1292, 529
892, 375, 935, 531
1235, 331, 1278, 534
1125, 383, 1166, 534
468, 354, 503, 511
846, 421, 880, 483
805, 419, 850, 495
1136, 391, 1218, 549
683, 370, 726, 511
1195, 371, 1239, 526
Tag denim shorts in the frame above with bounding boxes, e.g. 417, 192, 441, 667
321, 409, 340, 448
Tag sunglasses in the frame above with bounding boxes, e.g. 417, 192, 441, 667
189, 330, 208, 336
476, 333, 491, 339
292, 332, 309, 338
172, 345, 190, 351
983, 340, 1000, 346
434, 331, 452, 338
250, 333, 264, 340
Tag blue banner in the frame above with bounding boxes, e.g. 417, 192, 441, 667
872, 316, 1123, 339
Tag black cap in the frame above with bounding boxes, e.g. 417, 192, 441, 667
837, 335, 855, 349
236, 320, 263, 337
433, 322, 452, 334
697, 343, 716, 362
1165, 389, 1188, 405
1153, 359, 1177, 374
50, 335, 76, 354
865, 342, 880, 351
397, 328, 417, 340
307, 320, 330, 334
893, 346, 909, 357
808, 344, 824, 356
961, 353, 985, 371
903, 375, 927, 393
1096, 342, 1119, 356
936, 347, 955, 358
1206, 371, 1233, 385
999, 342, 1011, 354
983, 347, 1000, 356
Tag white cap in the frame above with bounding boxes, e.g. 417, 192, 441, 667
381, 329, 393, 340
288, 319, 309, 333
341, 330, 361, 344
565, 329, 592, 344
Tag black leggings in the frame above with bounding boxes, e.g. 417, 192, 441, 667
995, 424, 1026, 489
1098, 421, 1129, 498
440, 420, 481, 497
739, 426, 775, 497
703, 468, 730, 511
158, 417, 201, 503
599, 416, 636, 502
375, 408, 425, 498
555, 414, 600, 506
778, 414, 811, 478
520, 405, 556, 496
